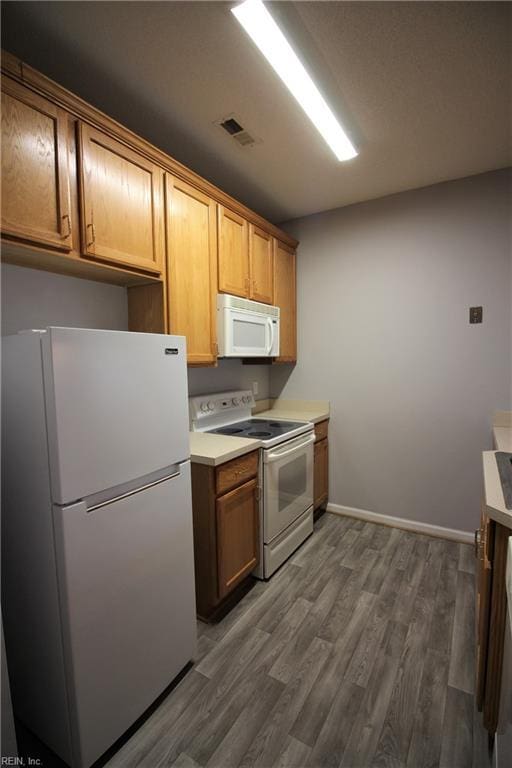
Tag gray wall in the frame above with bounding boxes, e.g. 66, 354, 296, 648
1, 264, 128, 335
187, 361, 270, 400
271, 169, 512, 533
0, 263, 271, 400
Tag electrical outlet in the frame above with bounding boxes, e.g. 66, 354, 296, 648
252, 380, 259, 396
469, 306, 483, 324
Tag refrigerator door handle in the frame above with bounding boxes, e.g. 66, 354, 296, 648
86, 468, 182, 513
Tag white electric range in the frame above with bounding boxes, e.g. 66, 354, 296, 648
189, 390, 315, 578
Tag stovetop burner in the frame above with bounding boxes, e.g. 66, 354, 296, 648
208, 418, 307, 442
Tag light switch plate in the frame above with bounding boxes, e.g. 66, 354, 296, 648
469, 306, 483, 324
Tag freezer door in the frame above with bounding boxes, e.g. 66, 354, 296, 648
53, 462, 196, 768
42, 327, 189, 504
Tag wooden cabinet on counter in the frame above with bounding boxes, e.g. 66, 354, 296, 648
314, 419, 329, 514
476, 510, 511, 734
1, 78, 73, 252
1, 51, 299, 365
217, 209, 274, 305
273, 240, 297, 363
77, 123, 164, 275
249, 225, 274, 304
191, 451, 260, 620
217, 205, 249, 298
165, 176, 218, 365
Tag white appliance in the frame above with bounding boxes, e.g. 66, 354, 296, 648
189, 390, 314, 577
2, 327, 197, 768
217, 294, 280, 358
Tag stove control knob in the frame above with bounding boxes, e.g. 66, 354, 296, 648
200, 402, 209, 413
207, 401, 215, 411
232, 397, 240, 406
242, 395, 250, 403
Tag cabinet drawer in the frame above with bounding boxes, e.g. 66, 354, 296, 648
216, 450, 259, 496
314, 419, 329, 442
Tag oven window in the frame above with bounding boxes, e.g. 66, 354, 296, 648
233, 319, 266, 349
278, 454, 307, 512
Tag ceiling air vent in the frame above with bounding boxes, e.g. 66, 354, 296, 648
216, 114, 261, 149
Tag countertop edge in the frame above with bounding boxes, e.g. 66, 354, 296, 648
190, 436, 261, 467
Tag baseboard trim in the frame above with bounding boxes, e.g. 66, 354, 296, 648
326, 502, 474, 545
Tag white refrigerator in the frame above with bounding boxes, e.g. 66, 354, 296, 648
1, 327, 197, 768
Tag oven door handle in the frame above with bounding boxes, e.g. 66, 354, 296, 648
265, 432, 315, 462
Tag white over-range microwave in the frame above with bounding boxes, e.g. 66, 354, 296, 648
217, 293, 280, 358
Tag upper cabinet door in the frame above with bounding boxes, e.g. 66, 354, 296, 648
217, 206, 249, 298
1, 78, 73, 251
249, 225, 273, 305
273, 240, 297, 363
166, 176, 218, 366
78, 123, 164, 274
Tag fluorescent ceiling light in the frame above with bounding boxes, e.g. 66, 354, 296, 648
231, 0, 358, 162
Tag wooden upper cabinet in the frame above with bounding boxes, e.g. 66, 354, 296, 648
249, 225, 273, 304
77, 123, 164, 274
273, 240, 297, 362
166, 176, 217, 365
1, 78, 73, 251
217, 205, 249, 298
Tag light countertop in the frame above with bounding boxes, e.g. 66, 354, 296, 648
483, 412, 512, 530
255, 398, 330, 425
494, 427, 512, 453
483, 451, 511, 530
190, 398, 330, 466
189, 432, 260, 467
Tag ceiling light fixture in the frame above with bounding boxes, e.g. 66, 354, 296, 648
231, 0, 358, 162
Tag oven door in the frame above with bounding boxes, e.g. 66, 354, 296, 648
263, 432, 315, 543
221, 307, 277, 357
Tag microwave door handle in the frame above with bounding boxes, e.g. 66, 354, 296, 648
266, 317, 274, 355
266, 433, 315, 462
268, 317, 275, 354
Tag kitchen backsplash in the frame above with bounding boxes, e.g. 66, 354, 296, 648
187, 358, 271, 400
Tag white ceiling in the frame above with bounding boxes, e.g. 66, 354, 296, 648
2, 1, 511, 223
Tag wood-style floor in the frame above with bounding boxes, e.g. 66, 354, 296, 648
102, 512, 486, 768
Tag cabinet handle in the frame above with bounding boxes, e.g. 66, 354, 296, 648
245, 277, 250, 293
61, 214, 71, 239
474, 528, 481, 559
86, 221, 96, 247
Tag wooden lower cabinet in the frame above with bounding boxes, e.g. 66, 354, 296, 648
476, 511, 511, 734
217, 478, 259, 599
191, 451, 260, 620
314, 420, 329, 511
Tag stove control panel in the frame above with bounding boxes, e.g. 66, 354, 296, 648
189, 389, 256, 430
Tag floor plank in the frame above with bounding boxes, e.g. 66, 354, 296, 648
439, 686, 473, 768
448, 570, 476, 694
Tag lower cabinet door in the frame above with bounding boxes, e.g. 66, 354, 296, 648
216, 477, 259, 599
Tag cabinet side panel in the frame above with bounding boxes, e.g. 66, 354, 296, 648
1, 333, 72, 763
191, 463, 218, 618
